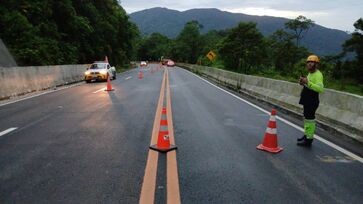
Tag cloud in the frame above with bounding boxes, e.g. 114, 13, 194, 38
120, 0, 363, 31
225, 7, 329, 19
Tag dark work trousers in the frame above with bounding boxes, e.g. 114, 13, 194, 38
303, 103, 319, 120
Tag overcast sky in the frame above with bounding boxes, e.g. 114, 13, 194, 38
120, 0, 363, 32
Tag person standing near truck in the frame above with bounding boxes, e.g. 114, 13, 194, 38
297, 55, 324, 146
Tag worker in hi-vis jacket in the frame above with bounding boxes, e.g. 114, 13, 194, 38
297, 55, 324, 146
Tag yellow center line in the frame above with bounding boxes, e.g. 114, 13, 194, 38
139, 151, 159, 204
165, 68, 181, 204
139, 70, 166, 204
140, 68, 181, 204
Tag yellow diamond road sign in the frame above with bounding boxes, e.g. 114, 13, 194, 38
206, 51, 217, 61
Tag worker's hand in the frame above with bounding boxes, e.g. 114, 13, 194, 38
298, 77, 304, 85
299, 77, 308, 85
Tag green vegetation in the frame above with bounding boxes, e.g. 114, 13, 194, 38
218, 22, 267, 74
172, 21, 204, 63
342, 18, 363, 84
137, 33, 172, 61
137, 16, 363, 95
284, 15, 314, 47
130, 8, 351, 56
0, 0, 139, 66
1, 1, 361, 96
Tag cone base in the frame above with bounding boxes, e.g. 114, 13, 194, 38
104, 88, 114, 91
256, 144, 283, 153
149, 144, 177, 153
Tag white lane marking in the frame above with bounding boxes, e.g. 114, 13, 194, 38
125, 76, 132, 80
122, 69, 134, 75
0, 83, 84, 107
0, 127, 18, 137
179, 68, 363, 164
93, 88, 106, 93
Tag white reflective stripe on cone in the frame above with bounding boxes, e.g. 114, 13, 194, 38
269, 116, 276, 121
265, 128, 277, 135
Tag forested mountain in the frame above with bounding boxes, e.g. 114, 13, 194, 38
0, 0, 139, 66
130, 7, 350, 56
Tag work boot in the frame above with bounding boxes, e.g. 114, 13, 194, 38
297, 135, 306, 142
297, 138, 313, 146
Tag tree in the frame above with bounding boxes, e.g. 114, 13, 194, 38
197, 30, 227, 65
137, 33, 171, 61
343, 18, 363, 83
285, 15, 314, 47
172, 21, 204, 63
201, 30, 227, 53
218, 22, 266, 73
0, 0, 139, 66
270, 29, 294, 43
268, 29, 309, 74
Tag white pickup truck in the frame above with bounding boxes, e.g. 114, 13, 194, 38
84, 61, 116, 83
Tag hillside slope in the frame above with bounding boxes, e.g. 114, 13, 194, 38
130, 7, 350, 55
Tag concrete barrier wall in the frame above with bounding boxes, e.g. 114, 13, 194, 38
178, 63, 363, 142
0, 64, 88, 100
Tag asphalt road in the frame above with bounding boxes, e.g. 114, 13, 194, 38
169, 67, 363, 204
0, 64, 362, 204
0, 65, 163, 203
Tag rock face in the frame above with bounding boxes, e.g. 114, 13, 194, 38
0, 39, 17, 67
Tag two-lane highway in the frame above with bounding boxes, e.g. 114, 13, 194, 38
0, 64, 362, 203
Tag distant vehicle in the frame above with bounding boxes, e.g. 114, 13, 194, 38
162, 59, 170, 65
84, 61, 116, 83
167, 60, 175, 67
140, 61, 147, 67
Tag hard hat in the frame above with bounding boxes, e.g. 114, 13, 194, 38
306, 55, 320, 63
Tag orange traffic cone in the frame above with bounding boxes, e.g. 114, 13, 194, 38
105, 75, 114, 91
256, 109, 283, 153
150, 107, 177, 152
139, 70, 143, 80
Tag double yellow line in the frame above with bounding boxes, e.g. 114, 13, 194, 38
139, 68, 181, 204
